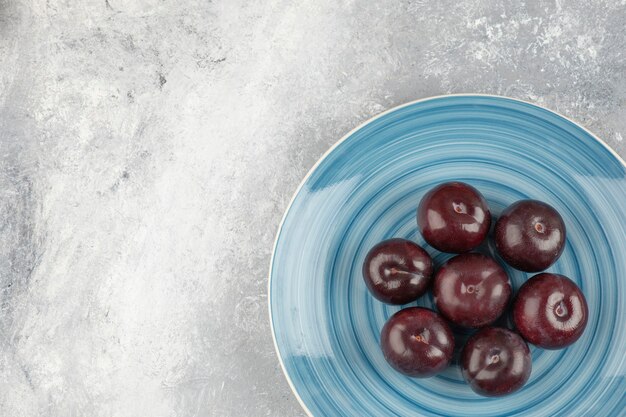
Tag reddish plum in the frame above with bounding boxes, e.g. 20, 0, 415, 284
417, 182, 491, 253
380, 307, 454, 377
495, 200, 566, 272
513, 273, 588, 349
362, 239, 433, 305
433, 253, 511, 328
461, 327, 532, 397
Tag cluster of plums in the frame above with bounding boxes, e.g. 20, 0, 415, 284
363, 182, 588, 397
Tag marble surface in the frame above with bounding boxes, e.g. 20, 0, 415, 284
0, 1, 623, 416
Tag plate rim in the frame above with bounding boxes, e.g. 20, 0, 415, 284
266, 93, 626, 417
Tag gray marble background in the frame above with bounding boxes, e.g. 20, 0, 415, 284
0, 0, 624, 416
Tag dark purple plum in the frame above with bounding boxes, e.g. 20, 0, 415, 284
433, 253, 511, 328
461, 327, 532, 397
362, 238, 433, 304
495, 200, 566, 272
417, 182, 491, 253
380, 307, 454, 377
513, 273, 588, 349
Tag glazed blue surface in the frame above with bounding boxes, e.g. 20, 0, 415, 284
269, 95, 626, 417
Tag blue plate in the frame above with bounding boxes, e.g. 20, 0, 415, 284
269, 95, 626, 416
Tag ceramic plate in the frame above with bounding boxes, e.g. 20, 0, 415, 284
268, 95, 626, 416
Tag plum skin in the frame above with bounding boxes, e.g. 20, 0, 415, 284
495, 200, 566, 272
513, 273, 588, 349
417, 182, 491, 253
362, 238, 433, 305
433, 253, 512, 328
380, 307, 454, 377
461, 327, 532, 397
